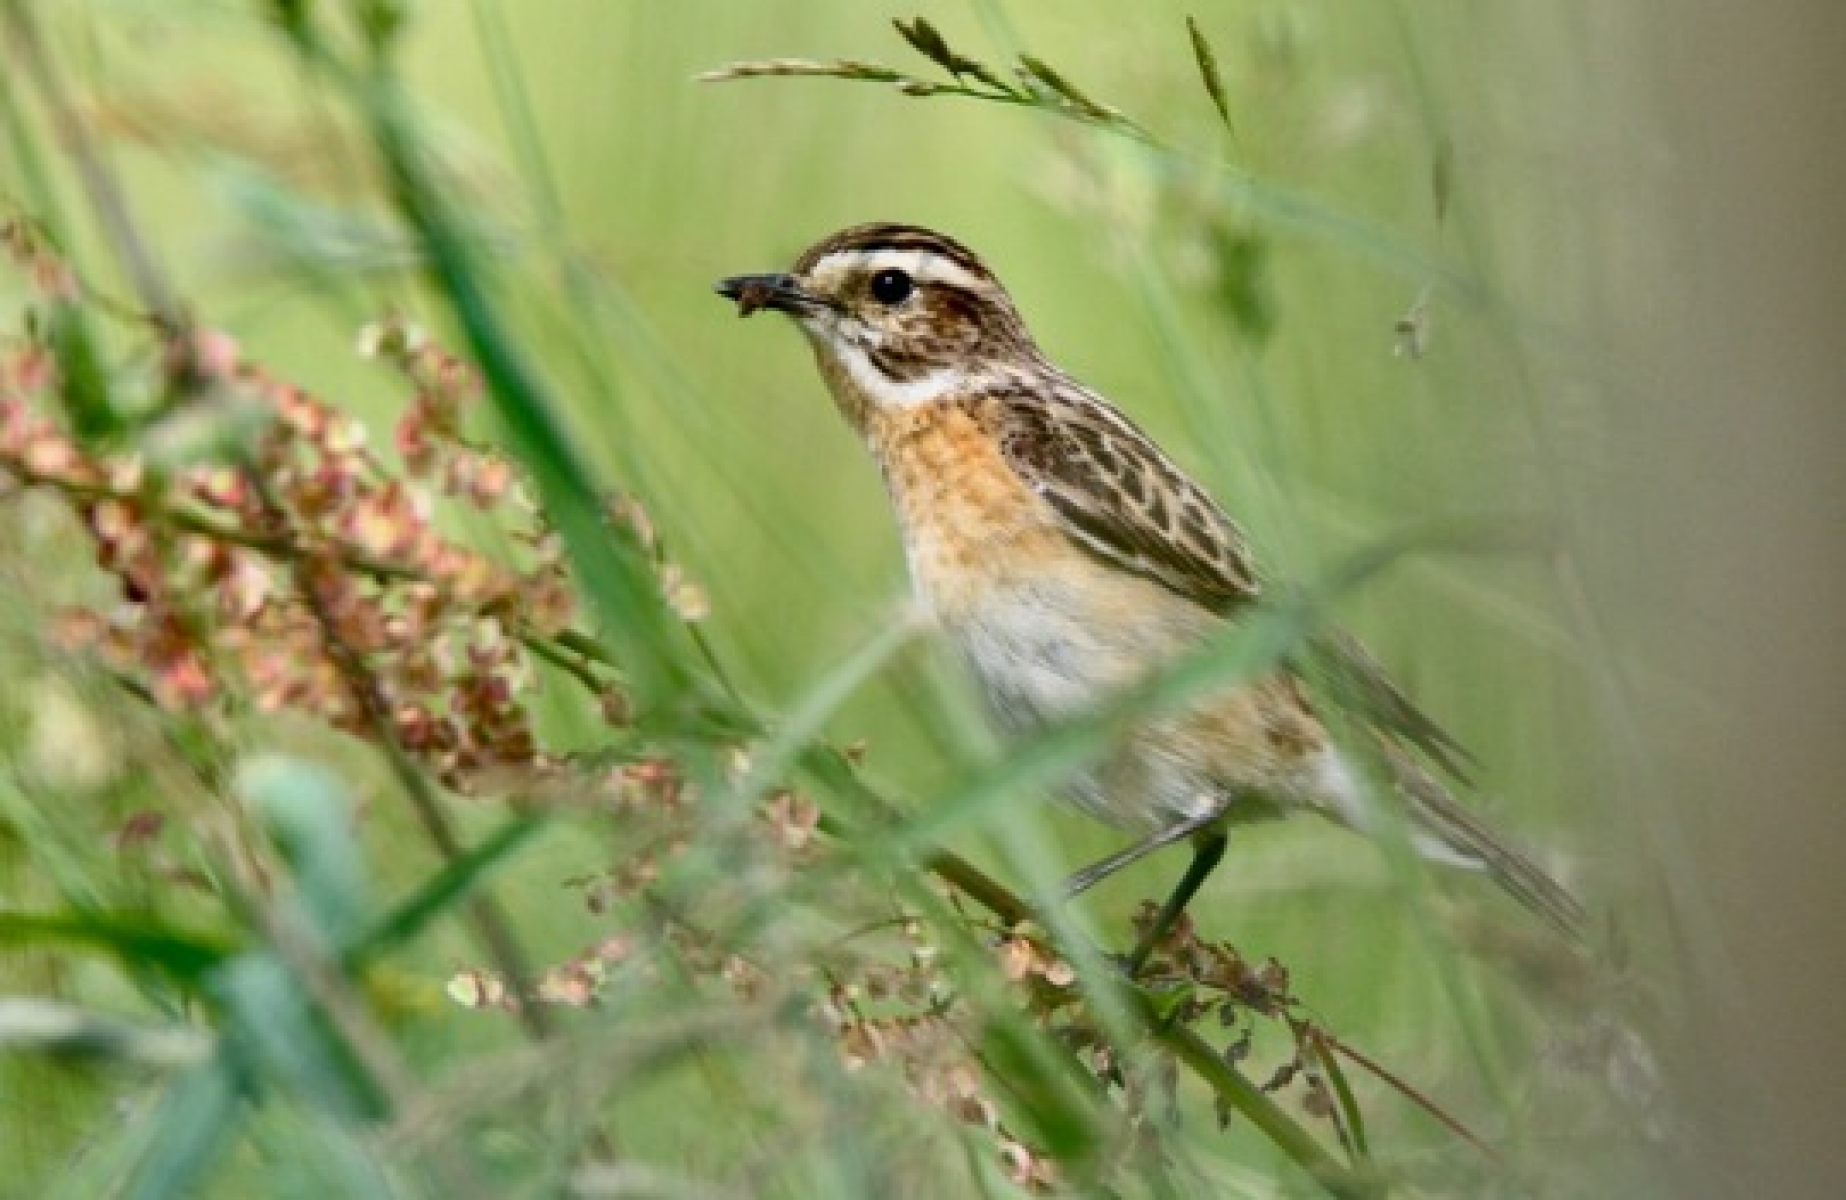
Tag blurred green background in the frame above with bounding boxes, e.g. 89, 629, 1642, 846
52, 4, 1604, 957
4, 1, 1844, 1197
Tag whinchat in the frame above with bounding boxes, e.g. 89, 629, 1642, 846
717, 223, 1580, 969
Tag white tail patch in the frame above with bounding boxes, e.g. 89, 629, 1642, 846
1312, 749, 1483, 870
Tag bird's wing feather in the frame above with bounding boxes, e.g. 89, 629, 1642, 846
984, 387, 1579, 934
1302, 627, 1477, 782
1379, 740, 1584, 938
988, 385, 1476, 783
991, 386, 1260, 612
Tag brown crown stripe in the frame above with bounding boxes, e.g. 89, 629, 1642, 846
794, 222, 991, 279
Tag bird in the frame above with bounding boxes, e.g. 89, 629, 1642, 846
715, 222, 1581, 973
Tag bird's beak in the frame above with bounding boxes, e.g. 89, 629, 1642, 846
714, 272, 825, 318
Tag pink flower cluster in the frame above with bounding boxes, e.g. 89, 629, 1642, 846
1, 223, 616, 788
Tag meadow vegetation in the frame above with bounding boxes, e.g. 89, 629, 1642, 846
0, 4, 1693, 1196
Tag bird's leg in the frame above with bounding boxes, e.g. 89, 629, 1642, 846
1122, 829, 1227, 979
1060, 813, 1230, 979
1062, 811, 1220, 898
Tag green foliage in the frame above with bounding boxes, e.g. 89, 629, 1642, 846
0, 3, 1668, 1198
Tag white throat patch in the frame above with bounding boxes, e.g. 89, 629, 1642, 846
818, 333, 961, 410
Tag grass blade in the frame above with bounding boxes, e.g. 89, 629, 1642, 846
1186, 15, 1236, 135
1157, 1020, 1383, 1200
346, 813, 546, 963
122, 1054, 245, 1200
730, 608, 924, 809
0, 911, 235, 984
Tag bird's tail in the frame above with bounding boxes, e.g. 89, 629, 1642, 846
1384, 746, 1586, 941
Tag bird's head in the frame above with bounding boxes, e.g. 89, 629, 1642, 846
716, 223, 1041, 419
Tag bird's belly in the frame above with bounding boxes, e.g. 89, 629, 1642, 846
941, 575, 1234, 833
946, 577, 1182, 727
934, 572, 1337, 836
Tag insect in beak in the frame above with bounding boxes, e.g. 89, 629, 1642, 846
714, 272, 823, 318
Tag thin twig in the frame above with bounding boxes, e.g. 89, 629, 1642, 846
518, 626, 613, 698
1320, 1027, 1500, 1162
920, 844, 1035, 928
0, 454, 415, 579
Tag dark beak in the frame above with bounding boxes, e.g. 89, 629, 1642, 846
714, 272, 824, 318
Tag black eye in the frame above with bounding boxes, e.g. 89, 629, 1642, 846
869, 268, 914, 305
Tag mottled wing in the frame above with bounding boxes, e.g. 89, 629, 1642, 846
991, 386, 1259, 612
990, 385, 1478, 783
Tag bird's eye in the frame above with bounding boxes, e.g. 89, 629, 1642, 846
869, 268, 915, 305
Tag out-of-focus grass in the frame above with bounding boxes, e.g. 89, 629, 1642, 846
0, 1, 1681, 1196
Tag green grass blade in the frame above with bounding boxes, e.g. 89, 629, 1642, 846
729, 608, 924, 811
213, 952, 389, 1120
0, 911, 236, 984
1156, 1020, 1384, 1200
121, 1053, 245, 1200
1311, 1028, 1371, 1160
345, 813, 545, 963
